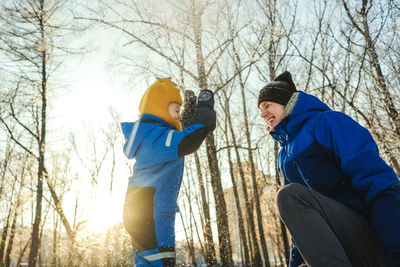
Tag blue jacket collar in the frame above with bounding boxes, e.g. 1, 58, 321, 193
140, 114, 177, 129
271, 92, 331, 144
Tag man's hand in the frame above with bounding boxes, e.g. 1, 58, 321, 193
181, 90, 197, 129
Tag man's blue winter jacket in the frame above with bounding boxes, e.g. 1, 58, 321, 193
272, 92, 400, 267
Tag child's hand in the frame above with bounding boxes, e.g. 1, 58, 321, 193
194, 90, 216, 131
197, 90, 214, 108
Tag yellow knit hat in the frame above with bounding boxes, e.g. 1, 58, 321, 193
139, 78, 183, 131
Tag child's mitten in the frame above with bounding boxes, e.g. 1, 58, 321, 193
193, 90, 216, 131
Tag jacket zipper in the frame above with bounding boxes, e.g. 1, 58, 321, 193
277, 128, 312, 189
293, 158, 312, 188
280, 147, 292, 184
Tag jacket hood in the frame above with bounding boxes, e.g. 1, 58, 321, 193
120, 115, 165, 159
272, 91, 331, 143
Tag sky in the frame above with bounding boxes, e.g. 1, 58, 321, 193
51, 28, 142, 129
49, 27, 142, 234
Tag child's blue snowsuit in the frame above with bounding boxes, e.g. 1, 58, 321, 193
121, 113, 209, 266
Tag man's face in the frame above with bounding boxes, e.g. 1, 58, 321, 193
259, 101, 285, 131
168, 102, 182, 121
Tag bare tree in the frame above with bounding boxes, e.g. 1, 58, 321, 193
180, 173, 199, 267
0, 172, 18, 266
102, 107, 122, 195
192, 151, 217, 265
3, 152, 29, 267
341, 0, 400, 136
220, 88, 251, 266
0, 0, 83, 265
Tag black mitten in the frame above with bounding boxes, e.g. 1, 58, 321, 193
193, 90, 216, 131
181, 90, 197, 129
197, 89, 214, 108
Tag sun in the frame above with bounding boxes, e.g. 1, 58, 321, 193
86, 195, 124, 233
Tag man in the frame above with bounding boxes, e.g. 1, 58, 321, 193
258, 71, 400, 267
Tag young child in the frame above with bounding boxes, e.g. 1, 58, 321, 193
121, 78, 216, 267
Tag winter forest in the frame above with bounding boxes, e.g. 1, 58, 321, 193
0, 0, 399, 266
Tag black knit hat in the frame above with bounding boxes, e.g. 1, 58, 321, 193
257, 71, 297, 107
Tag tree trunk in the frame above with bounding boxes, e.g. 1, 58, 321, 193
190, 1, 233, 264
5, 181, 23, 267
204, 134, 234, 266
227, 150, 251, 266
238, 63, 270, 267
225, 93, 260, 265
28, 1, 46, 265
17, 238, 31, 267
275, 142, 290, 265
188, 199, 198, 267
194, 152, 217, 266
0, 175, 18, 266
53, 214, 59, 267
222, 93, 251, 266
0, 207, 11, 267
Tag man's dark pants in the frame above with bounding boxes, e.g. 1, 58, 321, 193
277, 183, 386, 267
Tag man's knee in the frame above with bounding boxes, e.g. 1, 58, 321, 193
276, 183, 308, 217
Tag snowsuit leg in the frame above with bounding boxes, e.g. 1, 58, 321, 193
277, 183, 386, 267
123, 187, 176, 267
